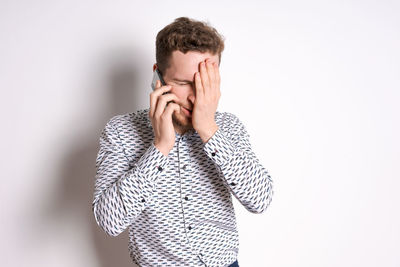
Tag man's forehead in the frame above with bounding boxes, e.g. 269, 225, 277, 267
171, 50, 218, 61
167, 50, 218, 79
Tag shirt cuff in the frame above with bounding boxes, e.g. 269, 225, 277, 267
136, 142, 170, 183
203, 128, 235, 166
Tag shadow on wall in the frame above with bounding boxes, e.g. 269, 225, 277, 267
43, 48, 148, 267
90, 52, 143, 267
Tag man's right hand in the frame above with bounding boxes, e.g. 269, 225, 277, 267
149, 80, 180, 157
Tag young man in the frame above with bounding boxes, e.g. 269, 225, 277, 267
92, 17, 274, 267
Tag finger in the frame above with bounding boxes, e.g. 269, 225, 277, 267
199, 61, 210, 93
163, 102, 180, 120
206, 60, 217, 98
213, 62, 221, 98
214, 62, 220, 85
150, 83, 172, 117
205, 59, 216, 85
154, 93, 179, 118
194, 71, 204, 99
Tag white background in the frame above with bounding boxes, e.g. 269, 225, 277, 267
1, 0, 399, 266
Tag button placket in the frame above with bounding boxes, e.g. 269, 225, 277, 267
178, 136, 195, 240
181, 164, 190, 202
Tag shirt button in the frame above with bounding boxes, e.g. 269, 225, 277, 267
158, 166, 163, 171
230, 182, 236, 186
141, 198, 145, 203
184, 196, 189, 201
188, 226, 192, 230
182, 164, 187, 170
211, 152, 216, 156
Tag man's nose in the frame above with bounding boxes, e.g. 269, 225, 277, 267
187, 85, 196, 103
188, 84, 196, 97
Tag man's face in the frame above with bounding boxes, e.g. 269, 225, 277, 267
155, 50, 220, 132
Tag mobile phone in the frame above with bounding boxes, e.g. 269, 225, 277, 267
151, 68, 173, 106
151, 68, 167, 90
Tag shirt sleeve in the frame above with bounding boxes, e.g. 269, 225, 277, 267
203, 113, 274, 214
92, 116, 169, 236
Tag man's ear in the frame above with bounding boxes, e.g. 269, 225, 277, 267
152, 63, 157, 72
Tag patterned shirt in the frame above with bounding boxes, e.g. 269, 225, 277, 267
92, 108, 274, 267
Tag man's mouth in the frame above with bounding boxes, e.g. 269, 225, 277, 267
182, 106, 192, 116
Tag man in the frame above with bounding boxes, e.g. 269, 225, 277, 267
92, 17, 274, 267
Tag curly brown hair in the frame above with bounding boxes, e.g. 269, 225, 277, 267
155, 17, 225, 74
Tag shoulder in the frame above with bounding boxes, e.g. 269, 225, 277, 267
215, 110, 245, 130
103, 108, 152, 139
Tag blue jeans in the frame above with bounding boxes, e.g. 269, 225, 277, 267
228, 259, 239, 267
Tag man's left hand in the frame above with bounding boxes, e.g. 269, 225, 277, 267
191, 59, 221, 143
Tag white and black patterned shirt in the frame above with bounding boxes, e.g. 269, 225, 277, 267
92, 108, 274, 267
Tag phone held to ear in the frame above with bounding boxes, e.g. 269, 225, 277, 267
151, 68, 167, 91
151, 68, 173, 105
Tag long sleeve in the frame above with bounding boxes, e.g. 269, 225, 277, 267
203, 113, 274, 214
92, 116, 169, 236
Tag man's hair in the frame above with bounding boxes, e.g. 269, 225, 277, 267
155, 17, 225, 74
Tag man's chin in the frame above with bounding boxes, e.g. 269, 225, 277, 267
172, 112, 193, 129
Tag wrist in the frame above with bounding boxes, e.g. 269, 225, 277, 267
154, 142, 171, 157
198, 123, 219, 143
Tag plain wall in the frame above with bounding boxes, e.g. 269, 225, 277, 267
1, 0, 399, 266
